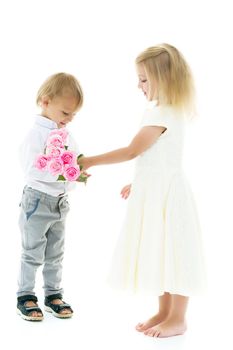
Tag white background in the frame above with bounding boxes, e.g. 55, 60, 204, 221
0, 0, 232, 349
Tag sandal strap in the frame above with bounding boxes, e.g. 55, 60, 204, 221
49, 304, 72, 313
24, 306, 42, 312
17, 294, 38, 304
45, 293, 63, 303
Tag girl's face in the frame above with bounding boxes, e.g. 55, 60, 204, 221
40, 94, 78, 128
137, 64, 149, 99
137, 64, 158, 101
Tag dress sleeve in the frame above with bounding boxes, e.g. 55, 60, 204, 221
141, 106, 173, 129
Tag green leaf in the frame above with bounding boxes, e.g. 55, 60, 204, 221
57, 175, 66, 181
77, 154, 84, 159
64, 145, 68, 150
77, 176, 85, 182
77, 174, 89, 184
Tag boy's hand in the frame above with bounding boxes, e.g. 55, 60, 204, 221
120, 184, 131, 199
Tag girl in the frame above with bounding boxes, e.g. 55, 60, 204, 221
79, 44, 206, 338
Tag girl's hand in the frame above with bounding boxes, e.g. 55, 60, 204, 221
121, 184, 131, 199
78, 156, 90, 171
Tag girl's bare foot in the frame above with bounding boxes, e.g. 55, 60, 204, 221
144, 318, 187, 338
136, 312, 168, 332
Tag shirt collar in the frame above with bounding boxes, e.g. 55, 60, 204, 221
35, 115, 58, 130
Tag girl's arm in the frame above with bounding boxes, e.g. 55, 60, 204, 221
80, 125, 166, 169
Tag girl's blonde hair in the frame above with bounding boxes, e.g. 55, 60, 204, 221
136, 43, 195, 114
36, 72, 83, 110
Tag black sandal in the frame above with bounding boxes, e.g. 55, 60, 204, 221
17, 295, 44, 321
44, 293, 73, 318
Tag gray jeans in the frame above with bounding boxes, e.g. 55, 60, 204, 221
17, 186, 70, 297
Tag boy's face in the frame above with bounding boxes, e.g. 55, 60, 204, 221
41, 94, 78, 128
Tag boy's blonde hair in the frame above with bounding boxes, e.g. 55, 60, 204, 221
136, 43, 195, 114
36, 72, 83, 110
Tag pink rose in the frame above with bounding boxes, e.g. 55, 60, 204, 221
49, 128, 68, 142
46, 134, 64, 149
35, 155, 48, 171
35, 127, 90, 185
61, 150, 76, 165
46, 146, 63, 159
63, 165, 81, 181
48, 158, 64, 176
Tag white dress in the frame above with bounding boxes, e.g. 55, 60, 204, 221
108, 104, 206, 296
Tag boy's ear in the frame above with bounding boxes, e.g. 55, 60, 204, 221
41, 95, 50, 108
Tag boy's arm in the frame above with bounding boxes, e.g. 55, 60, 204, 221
20, 129, 58, 182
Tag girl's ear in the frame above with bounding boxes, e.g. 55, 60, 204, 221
40, 95, 50, 108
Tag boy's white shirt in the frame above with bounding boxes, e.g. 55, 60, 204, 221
19, 115, 79, 196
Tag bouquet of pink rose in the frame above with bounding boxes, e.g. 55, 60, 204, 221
35, 128, 90, 183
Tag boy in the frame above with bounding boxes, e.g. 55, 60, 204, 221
17, 73, 83, 321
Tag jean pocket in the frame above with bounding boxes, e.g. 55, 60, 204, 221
21, 196, 40, 220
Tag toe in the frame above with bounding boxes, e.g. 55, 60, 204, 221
61, 308, 72, 315
30, 311, 41, 317
144, 329, 151, 336
148, 330, 154, 337
136, 323, 144, 330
